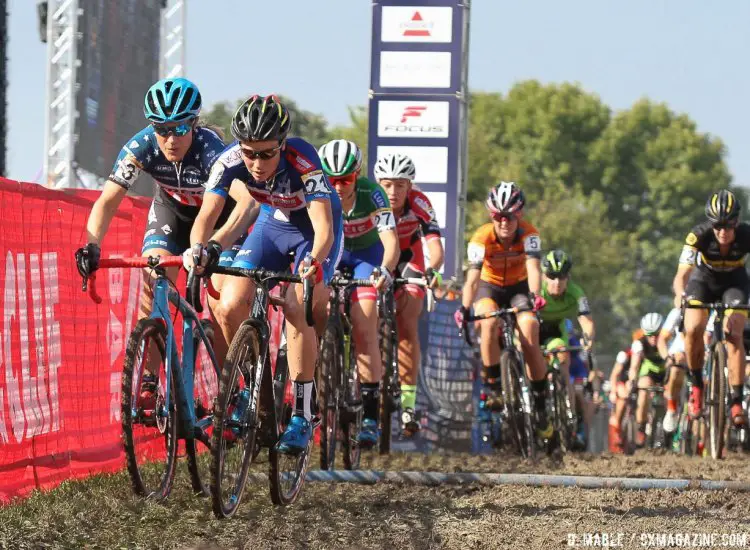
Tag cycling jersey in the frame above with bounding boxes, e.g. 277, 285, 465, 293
395, 188, 441, 252
631, 335, 665, 373
540, 280, 590, 323
343, 177, 395, 251
205, 137, 343, 283
467, 220, 541, 287
110, 125, 225, 207
662, 308, 685, 356
615, 350, 630, 383
206, 137, 342, 233
679, 221, 750, 273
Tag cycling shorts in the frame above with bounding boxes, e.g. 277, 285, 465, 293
232, 207, 344, 285
142, 189, 242, 267
395, 241, 426, 300
474, 279, 533, 312
338, 240, 384, 302
685, 267, 749, 318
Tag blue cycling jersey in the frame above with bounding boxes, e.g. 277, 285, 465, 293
205, 137, 341, 231
109, 125, 225, 207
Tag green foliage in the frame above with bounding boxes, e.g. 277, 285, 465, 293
200, 80, 738, 354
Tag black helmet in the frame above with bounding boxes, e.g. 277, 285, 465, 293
231, 95, 291, 142
541, 249, 572, 277
705, 189, 741, 224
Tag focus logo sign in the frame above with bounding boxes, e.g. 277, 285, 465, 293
378, 101, 450, 138
381, 6, 453, 43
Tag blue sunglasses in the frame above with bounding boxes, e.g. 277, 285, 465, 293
152, 121, 194, 137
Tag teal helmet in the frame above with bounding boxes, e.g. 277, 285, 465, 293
143, 78, 202, 124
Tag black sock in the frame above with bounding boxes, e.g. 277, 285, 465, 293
530, 379, 547, 412
362, 383, 380, 421
731, 384, 744, 406
688, 369, 704, 390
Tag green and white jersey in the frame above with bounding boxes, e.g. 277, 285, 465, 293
343, 177, 396, 251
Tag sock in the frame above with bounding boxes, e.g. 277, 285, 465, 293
688, 369, 704, 391
638, 422, 646, 433
293, 380, 314, 421
482, 364, 502, 392
530, 379, 547, 412
667, 398, 677, 412
731, 385, 744, 406
362, 383, 380, 421
401, 384, 417, 411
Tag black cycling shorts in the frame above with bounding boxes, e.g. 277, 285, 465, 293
474, 279, 533, 311
142, 189, 242, 265
684, 267, 749, 307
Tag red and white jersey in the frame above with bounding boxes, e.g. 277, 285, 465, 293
395, 188, 441, 251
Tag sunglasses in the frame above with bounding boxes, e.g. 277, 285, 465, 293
491, 212, 517, 222
713, 222, 738, 231
545, 273, 568, 280
329, 173, 358, 186
240, 143, 282, 160
152, 121, 194, 137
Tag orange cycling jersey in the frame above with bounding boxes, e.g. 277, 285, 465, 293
466, 221, 542, 286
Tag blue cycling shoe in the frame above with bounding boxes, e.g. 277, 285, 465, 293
277, 415, 312, 455
358, 418, 379, 448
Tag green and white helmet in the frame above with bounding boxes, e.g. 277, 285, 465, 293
318, 139, 363, 177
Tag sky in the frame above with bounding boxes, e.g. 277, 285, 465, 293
6, 0, 750, 186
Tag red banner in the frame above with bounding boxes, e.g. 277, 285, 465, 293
0, 178, 284, 503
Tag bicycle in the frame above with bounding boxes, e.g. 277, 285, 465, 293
683, 300, 750, 460
377, 275, 435, 454
81, 255, 219, 501
461, 307, 537, 459
317, 270, 376, 471
542, 344, 581, 453
204, 265, 313, 516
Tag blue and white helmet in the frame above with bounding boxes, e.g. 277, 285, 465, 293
143, 78, 202, 124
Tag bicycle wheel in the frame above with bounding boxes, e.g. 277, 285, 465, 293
500, 350, 535, 459
379, 312, 398, 455
209, 322, 262, 519
318, 322, 342, 471
678, 410, 696, 456
621, 410, 637, 456
552, 375, 576, 452
708, 344, 728, 459
121, 318, 178, 501
186, 320, 216, 497
341, 332, 362, 470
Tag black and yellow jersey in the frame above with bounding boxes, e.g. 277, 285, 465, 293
679, 221, 750, 272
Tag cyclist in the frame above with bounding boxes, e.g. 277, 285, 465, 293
673, 189, 750, 428
74, 77, 252, 406
658, 307, 688, 434
538, 249, 596, 447
455, 181, 555, 443
609, 348, 631, 451
318, 139, 399, 447
374, 153, 444, 436
190, 95, 344, 454
627, 312, 667, 447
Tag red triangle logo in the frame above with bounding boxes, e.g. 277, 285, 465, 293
403, 10, 431, 36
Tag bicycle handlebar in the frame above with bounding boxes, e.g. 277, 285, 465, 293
81, 255, 183, 305
543, 345, 583, 356
329, 275, 376, 288
683, 301, 750, 311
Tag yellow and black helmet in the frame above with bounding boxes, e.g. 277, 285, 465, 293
231, 94, 291, 142
705, 189, 740, 224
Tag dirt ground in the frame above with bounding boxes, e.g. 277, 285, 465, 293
4, 450, 750, 550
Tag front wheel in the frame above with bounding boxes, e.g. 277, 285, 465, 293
121, 318, 178, 502
379, 312, 399, 455
341, 332, 362, 470
708, 344, 727, 460
318, 322, 342, 471
500, 350, 535, 459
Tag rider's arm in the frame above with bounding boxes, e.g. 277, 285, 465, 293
674, 229, 699, 306
628, 341, 644, 382
210, 180, 258, 249
379, 228, 400, 273
426, 237, 445, 271
610, 362, 623, 389
578, 314, 595, 344
461, 268, 481, 310
85, 180, 128, 244
191, 193, 226, 248
657, 329, 671, 361
307, 198, 334, 262
526, 257, 542, 295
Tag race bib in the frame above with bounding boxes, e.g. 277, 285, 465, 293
524, 235, 541, 253
301, 170, 331, 195
467, 242, 485, 264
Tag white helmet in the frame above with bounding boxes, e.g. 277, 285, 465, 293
640, 312, 664, 335
318, 139, 362, 177
373, 153, 416, 182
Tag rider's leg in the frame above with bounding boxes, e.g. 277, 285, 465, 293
684, 307, 709, 416
725, 307, 747, 425
516, 303, 553, 437
664, 352, 686, 432
396, 288, 423, 427
351, 294, 381, 424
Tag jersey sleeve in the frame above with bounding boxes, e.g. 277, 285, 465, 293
109, 131, 149, 190
370, 184, 396, 233
616, 351, 629, 365
466, 227, 486, 269
411, 192, 441, 240
630, 339, 644, 354
678, 226, 700, 266
197, 127, 227, 170
571, 284, 591, 316
661, 308, 681, 334
204, 144, 244, 198
522, 231, 542, 259
286, 139, 333, 203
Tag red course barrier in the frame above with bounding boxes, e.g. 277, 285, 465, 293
0, 178, 284, 503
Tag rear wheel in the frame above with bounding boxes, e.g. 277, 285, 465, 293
708, 344, 728, 460
551, 374, 575, 452
318, 322, 342, 471
379, 311, 398, 455
341, 332, 362, 470
186, 320, 216, 496
621, 397, 637, 456
121, 318, 178, 501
